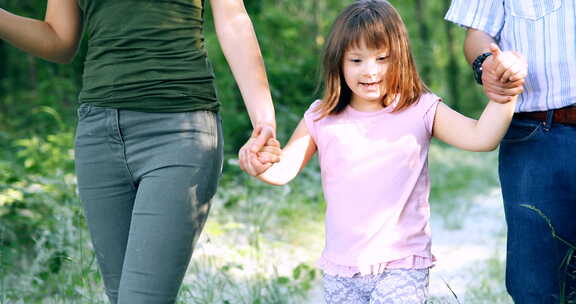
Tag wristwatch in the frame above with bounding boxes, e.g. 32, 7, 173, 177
472, 52, 493, 85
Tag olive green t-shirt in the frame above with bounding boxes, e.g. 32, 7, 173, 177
77, 0, 219, 112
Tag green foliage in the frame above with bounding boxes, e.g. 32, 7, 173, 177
0, 130, 103, 302
0, 0, 81, 135
179, 259, 317, 304
1, 0, 486, 145
1, 130, 75, 243
0, 1, 511, 302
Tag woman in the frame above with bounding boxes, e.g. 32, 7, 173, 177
0, 0, 276, 302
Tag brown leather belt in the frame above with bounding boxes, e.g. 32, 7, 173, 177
514, 106, 576, 125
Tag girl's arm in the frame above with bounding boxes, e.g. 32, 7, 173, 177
0, 0, 82, 63
432, 99, 516, 152
210, 0, 276, 150
240, 119, 317, 186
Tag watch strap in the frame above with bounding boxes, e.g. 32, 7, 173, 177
472, 52, 493, 85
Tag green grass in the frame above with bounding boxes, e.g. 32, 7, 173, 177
465, 253, 512, 304
177, 164, 324, 303
1, 144, 325, 303
0, 138, 528, 303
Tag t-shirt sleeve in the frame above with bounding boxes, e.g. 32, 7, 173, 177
303, 100, 323, 143
421, 93, 442, 136
444, 0, 505, 39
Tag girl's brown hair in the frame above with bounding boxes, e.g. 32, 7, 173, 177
316, 0, 429, 118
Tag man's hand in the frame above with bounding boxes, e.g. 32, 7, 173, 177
481, 43, 527, 104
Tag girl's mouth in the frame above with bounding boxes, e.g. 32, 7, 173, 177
360, 81, 381, 87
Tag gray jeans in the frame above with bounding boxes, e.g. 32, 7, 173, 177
74, 104, 223, 304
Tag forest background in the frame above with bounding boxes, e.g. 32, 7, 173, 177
0, 1, 513, 303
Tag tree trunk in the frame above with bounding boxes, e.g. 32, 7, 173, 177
443, 0, 461, 112
312, 0, 322, 52
245, 0, 262, 16
0, 40, 7, 123
415, 0, 432, 84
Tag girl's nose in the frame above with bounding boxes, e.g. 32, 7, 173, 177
364, 61, 380, 76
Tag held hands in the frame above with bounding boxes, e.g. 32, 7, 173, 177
481, 43, 528, 103
238, 125, 282, 177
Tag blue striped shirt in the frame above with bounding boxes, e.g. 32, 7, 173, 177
445, 0, 576, 112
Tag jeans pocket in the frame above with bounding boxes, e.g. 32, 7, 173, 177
77, 103, 93, 121
502, 119, 543, 143
507, 0, 561, 21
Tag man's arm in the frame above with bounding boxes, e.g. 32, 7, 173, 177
464, 29, 526, 103
464, 28, 498, 64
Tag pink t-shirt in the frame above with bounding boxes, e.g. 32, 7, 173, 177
304, 93, 441, 276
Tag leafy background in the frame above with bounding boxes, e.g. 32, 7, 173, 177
0, 1, 515, 303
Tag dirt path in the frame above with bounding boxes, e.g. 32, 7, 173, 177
429, 188, 511, 303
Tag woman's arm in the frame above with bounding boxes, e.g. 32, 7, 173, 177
210, 0, 275, 147
432, 99, 516, 152
240, 119, 317, 186
0, 0, 82, 63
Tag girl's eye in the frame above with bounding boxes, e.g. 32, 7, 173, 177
350, 59, 361, 63
378, 56, 389, 61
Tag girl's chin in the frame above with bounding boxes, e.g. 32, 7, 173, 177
355, 89, 381, 95
356, 94, 383, 101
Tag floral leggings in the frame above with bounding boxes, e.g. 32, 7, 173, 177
323, 268, 429, 304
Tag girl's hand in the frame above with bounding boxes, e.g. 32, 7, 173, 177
257, 138, 282, 164
239, 137, 281, 176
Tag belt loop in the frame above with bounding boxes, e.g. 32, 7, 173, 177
544, 109, 554, 131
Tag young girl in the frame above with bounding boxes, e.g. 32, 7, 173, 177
239, 1, 526, 303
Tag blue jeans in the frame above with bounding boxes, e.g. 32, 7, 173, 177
74, 104, 223, 304
499, 113, 576, 304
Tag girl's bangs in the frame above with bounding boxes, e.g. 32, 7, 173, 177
345, 13, 390, 52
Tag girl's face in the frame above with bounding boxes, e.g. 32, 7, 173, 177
342, 43, 389, 111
